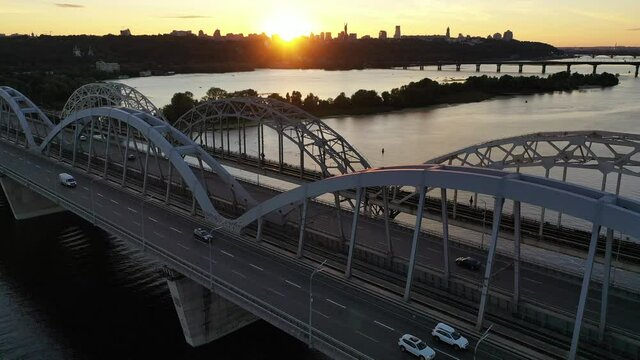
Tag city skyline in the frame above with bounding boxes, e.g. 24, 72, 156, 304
0, 0, 639, 46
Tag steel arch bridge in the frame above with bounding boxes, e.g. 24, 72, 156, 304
62, 82, 166, 121
0, 86, 54, 149
173, 97, 371, 179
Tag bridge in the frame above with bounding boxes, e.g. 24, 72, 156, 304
1, 83, 640, 360
394, 60, 640, 77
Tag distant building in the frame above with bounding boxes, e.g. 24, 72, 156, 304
348, 33, 357, 40
493, 32, 502, 40
487, 34, 492, 39
325, 32, 332, 40
170, 30, 193, 37
446, 27, 450, 38
394, 26, 401, 39
320, 32, 325, 41
213, 29, 221, 39
361, 35, 371, 40
96, 61, 120, 73
120, 29, 132, 36
379, 30, 387, 39
225, 33, 245, 40
198, 30, 206, 37
503, 30, 513, 41
0, 34, 5, 37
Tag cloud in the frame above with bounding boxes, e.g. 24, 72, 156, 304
627, 27, 640, 31
55, 3, 84, 8
161, 15, 210, 19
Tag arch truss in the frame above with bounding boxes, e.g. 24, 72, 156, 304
39, 107, 257, 227
174, 97, 371, 179
0, 86, 54, 149
62, 82, 166, 121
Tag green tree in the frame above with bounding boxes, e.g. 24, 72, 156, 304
351, 89, 382, 107
333, 92, 351, 108
229, 89, 258, 97
162, 91, 195, 124
290, 91, 303, 107
202, 87, 228, 101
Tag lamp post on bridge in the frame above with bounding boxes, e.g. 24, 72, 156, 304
473, 324, 493, 360
309, 259, 327, 349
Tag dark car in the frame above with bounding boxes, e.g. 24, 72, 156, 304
455, 256, 481, 270
193, 228, 213, 243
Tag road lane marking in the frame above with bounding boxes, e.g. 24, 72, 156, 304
232, 270, 247, 279
374, 320, 395, 331
177, 243, 189, 250
267, 288, 284, 297
199, 255, 217, 264
170, 227, 183, 234
112, 211, 121, 217
97, 193, 104, 198
153, 231, 165, 238
127, 207, 138, 213
110, 199, 119, 205
132, 221, 140, 226
148, 217, 158, 223
249, 263, 263, 271
82, 186, 89, 191
313, 310, 330, 319
285, 280, 302, 289
431, 347, 461, 360
325, 298, 346, 309
35, 165, 41, 169
355, 330, 379, 343
221, 250, 234, 258
525, 278, 543, 285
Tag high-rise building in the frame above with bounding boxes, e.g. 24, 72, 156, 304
394, 26, 401, 39
379, 30, 387, 39
446, 27, 450, 38
325, 32, 332, 40
503, 30, 513, 41
120, 29, 132, 36
198, 30, 206, 37
493, 32, 502, 40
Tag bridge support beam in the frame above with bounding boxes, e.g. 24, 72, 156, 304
0, 176, 64, 220
518, 64, 523, 73
598, 228, 614, 342
296, 198, 309, 258
383, 187, 393, 257
345, 188, 363, 277
419, 65, 424, 70
440, 188, 450, 282
475, 64, 481, 72
512, 200, 521, 313
437, 64, 442, 71
557, 166, 568, 227
635, 65, 639, 78
568, 222, 602, 360
455, 64, 461, 71
497, 64, 501, 73
592, 64, 598, 75
475, 196, 505, 330
403, 185, 426, 301
542, 64, 546, 74
567, 64, 572, 73
167, 275, 257, 347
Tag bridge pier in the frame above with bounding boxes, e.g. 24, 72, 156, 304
419, 65, 424, 70
496, 64, 501, 73
455, 64, 461, 71
635, 65, 639, 78
542, 64, 546, 74
518, 64, 523, 73
566, 64, 572, 73
0, 176, 64, 220
437, 64, 442, 71
475, 64, 481, 72
402, 66, 407, 70
167, 273, 257, 347
592, 64, 598, 75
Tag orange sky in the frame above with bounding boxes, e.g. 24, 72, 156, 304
0, 0, 638, 46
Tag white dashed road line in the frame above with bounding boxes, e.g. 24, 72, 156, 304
221, 250, 234, 258
96, 203, 104, 208
355, 330, 379, 343
170, 227, 183, 234
82, 186, 89, 191
525, 278, 543, 285
326, 298, 346, 309
96, 193, 104, 198
128, 207, 138, 213
432, 347, 461, 360
110, 199, 119, 205
153, 231, 165, 238
232, 270, 247, 279
249, 263, 263, 271
112, 211, 121, 217
132, 221, 140, 226
285, 280, 302, 289
267, 288, 284, 297
374, 320, 395, 331
313, 310, 330, 319
148, 217, 158, 223
177, 243, 189, 250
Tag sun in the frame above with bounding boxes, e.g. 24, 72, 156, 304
263, 9, 313, 41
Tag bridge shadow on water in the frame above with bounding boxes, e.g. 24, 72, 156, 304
0, 207, 322, 360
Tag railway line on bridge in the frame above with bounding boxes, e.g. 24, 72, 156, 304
1, 83, 640, 360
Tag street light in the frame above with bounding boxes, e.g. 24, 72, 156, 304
474, 324, 493, 360
309, 259, 327, 349
480, 199, 487, 250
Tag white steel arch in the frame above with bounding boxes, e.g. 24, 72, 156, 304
0, 86, 54, 149
39, 107, 257, 226
174, 97, 371, 177
62, 82, 166, 121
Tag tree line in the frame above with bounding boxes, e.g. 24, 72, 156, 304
161, 72, 619, 123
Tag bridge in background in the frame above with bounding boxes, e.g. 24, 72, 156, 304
1, 83, 640, 360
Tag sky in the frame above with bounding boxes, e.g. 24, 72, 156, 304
0, 0, 639, 46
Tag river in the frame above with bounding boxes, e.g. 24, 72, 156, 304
1, 57, 639, 358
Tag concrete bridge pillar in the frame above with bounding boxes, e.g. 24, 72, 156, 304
455, 64, 461, 71
167, 274, 257, 347
496, 64, 501, 73
635, 65, 639, 78
475, 64, 481, 72
0, 176, 64, 220
566, 64, 572, 73
419, 65, 424, 70
518, 64, 523, 73
592, 64, 598, 74
542, 64, 546, 74
437, 64, 442, 71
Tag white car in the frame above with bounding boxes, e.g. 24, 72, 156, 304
398, 334, 436, 360
431, 322, 469, 350
58, 173, 77, 188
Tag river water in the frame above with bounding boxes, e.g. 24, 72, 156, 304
2, 57, 639, 358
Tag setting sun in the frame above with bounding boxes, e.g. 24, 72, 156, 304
262, 9, 313, 41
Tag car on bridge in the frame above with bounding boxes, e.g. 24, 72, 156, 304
193, 228, 213, 243
431, 323, 469, 350
398, 334, 436, 360
58, 173, 77, 188
455, 256, 481, 270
